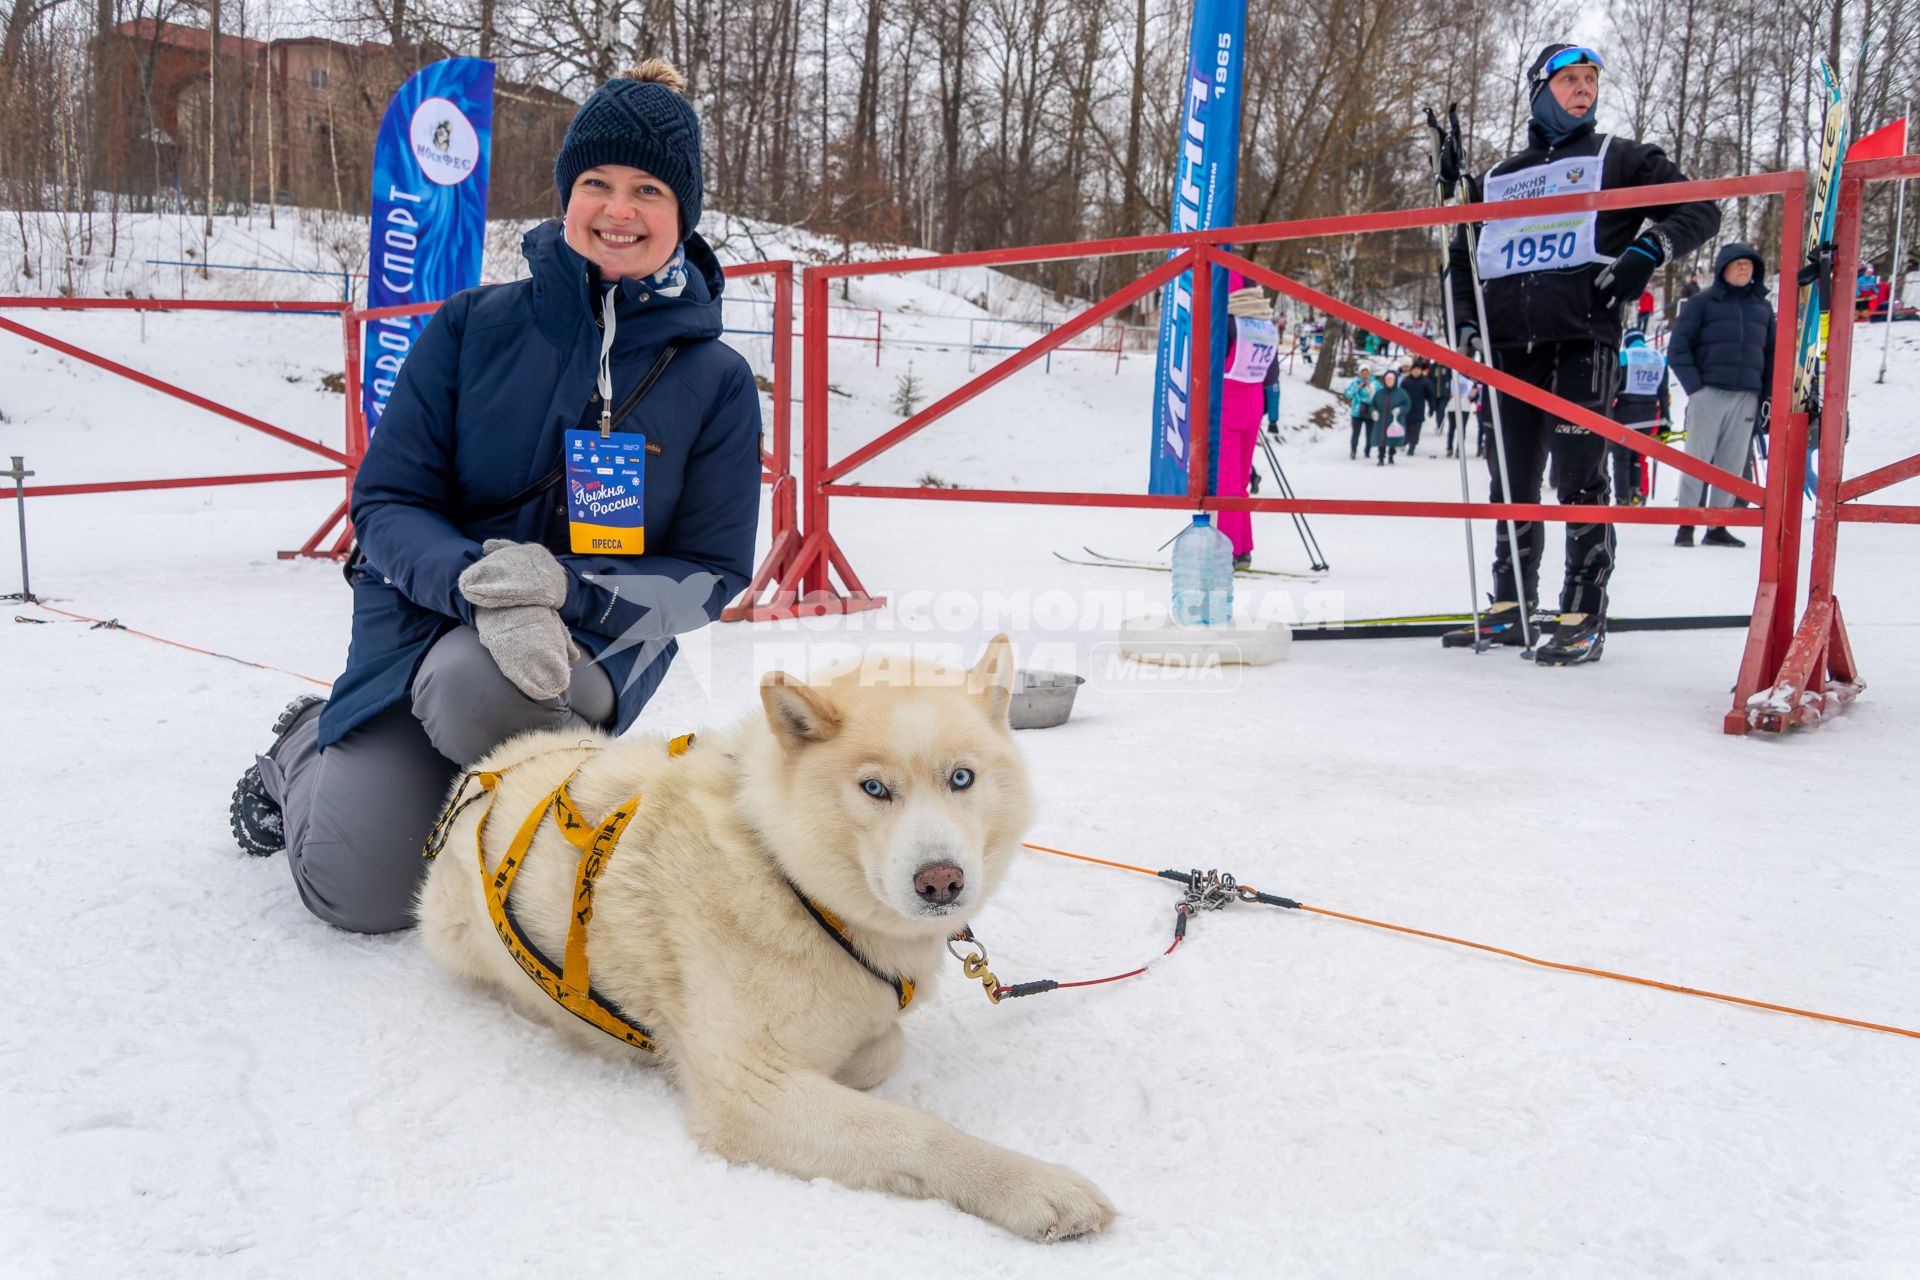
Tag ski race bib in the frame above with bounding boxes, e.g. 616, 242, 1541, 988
1621, 345, 1666, 397
565, 428, 646, 555
1224, 317, 1280, 383
1477, 136, 1615, 281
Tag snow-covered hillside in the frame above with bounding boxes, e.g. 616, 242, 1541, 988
4, 215, 1919, 1276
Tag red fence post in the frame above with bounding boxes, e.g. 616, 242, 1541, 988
1187, 245, 1212, 504
723, 262, 809, 622
1726, 183, 1811, 731
772, 267, 794, 474
802, 267, 830, 597
1742, 174, 1871, 730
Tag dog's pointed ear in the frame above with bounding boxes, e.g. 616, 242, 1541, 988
967, 634, 1018, 729
761, 671, 842, 750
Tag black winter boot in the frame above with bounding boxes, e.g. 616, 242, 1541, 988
1674, 526, 1695, 547
1701, 527, 1746, 548
230, 695, 325, 856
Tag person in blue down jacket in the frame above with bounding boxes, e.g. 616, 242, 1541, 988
1667, 242, 1774, 547
227, 59, 762, 933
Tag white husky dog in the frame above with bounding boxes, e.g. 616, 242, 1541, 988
415, 636, 1115, 1240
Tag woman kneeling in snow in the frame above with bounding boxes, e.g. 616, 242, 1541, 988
229, 60, 761, 932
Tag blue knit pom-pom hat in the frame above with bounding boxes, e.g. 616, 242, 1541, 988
554, 59, 703, 235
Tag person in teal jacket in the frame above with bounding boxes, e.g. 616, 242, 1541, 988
1344, 368, 1377, 458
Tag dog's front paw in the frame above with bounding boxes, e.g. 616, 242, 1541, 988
985, 1159, 1117, 1242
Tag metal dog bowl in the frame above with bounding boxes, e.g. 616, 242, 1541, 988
1008, 669, 1085, 730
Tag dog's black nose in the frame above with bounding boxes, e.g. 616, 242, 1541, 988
914, 862, 965, 905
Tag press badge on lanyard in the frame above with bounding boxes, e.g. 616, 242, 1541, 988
565, 429, 645, 554
1477, 135, 1615, 281
565, 286, 649, 555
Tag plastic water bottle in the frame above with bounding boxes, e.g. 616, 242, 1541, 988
1170, 514, 1234, 626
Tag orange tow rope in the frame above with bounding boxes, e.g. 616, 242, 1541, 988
1021, 842, 1920, 1043
18, 602, 333, 688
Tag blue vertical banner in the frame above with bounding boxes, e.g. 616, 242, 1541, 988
361, 58, 495, 434
1148, 0, 1244, 495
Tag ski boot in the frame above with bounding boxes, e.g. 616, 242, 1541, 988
1440, 601, 1536, 648
1533, 611, 1606, 666
230, 694, 325, 855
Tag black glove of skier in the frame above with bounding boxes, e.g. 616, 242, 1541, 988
1596, 233, 1666, 309
1426, 105, 1464, 193
1455, 324, 1481, 360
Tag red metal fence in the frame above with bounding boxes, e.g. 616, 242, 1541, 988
725, 168, 1913, 736
11, 177, 1912, 737
0, 296, 354, 557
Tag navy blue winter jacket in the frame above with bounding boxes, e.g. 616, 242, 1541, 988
319, 221, 761, 749
1668, 243, 1776, 398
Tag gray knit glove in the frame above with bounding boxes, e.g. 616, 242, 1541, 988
472, 604, 579, 702
458, 539, 569, 610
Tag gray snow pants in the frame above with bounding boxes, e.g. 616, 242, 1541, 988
258, 626, 616, 934
1673, 386, 1761, 511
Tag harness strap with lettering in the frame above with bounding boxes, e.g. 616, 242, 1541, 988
471, 765, 661, 1053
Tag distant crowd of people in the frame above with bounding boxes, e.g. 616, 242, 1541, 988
1341, 359, 1490, 465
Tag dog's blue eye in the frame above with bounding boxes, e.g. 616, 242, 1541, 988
949, 768, 974, 791
860, 778, 890, 800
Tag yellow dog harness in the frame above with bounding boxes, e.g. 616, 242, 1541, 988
422, 734, 913, 1056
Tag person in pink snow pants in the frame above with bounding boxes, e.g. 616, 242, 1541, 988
1215, 271, 1282, 569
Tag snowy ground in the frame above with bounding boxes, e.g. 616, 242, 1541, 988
4, 247, 1920, 1276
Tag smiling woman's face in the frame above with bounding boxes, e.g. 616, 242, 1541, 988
563, 164, 681, 281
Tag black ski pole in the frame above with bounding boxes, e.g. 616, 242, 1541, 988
1425, 107, 1491, 651
1436, 103, 1538, 653
1256, 432, 1329, 571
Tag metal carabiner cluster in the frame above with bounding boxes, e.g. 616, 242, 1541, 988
1180, 868, 1244, 914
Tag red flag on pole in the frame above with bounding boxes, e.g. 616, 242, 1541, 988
1846, 117, 1909, 162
